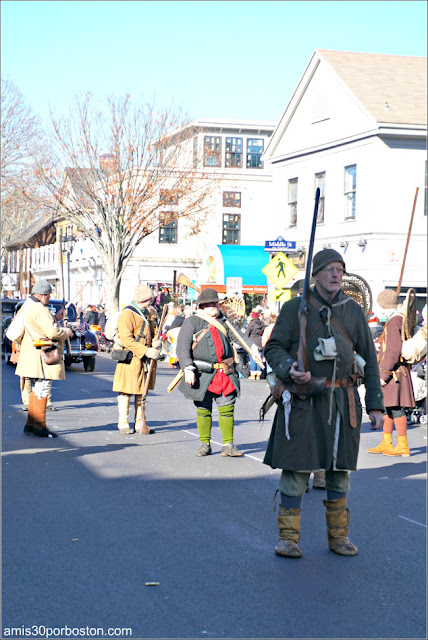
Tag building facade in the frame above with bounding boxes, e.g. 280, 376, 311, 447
263, 50, 427, 312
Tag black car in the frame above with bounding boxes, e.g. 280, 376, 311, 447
6, 299, 99, 372
1, 298, 19, 363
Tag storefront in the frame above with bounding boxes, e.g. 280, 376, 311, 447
199, 245, 268, 294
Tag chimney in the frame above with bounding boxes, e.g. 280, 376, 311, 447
99, 153, 115, 172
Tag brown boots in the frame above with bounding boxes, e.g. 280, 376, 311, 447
24, 392, 57, 438
323, 497, 358, 556
275, 506, 303, 558
275, 496, 358, 557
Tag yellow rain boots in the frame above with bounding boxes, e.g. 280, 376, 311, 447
367, 432, 393, 454
274, 506, 302, 558
383, 435, 410, 457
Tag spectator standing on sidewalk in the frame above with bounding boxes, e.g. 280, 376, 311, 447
245, 309, 265, 379
15, 281, 73, 437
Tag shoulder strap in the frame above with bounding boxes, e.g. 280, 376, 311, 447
308, 294, 353, 346
195, 310, 228, 336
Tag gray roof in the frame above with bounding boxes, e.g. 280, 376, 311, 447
5, 212, 55, 248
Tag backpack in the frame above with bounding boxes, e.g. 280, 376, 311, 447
104, 305, 135, 342
5, 299, 36, 344
401, 324, 427, 365
104, 311, 122, 341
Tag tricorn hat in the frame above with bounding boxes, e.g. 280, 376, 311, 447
377, 289, 398, 309
197, 288, 219, 305
312, 249, 346, 276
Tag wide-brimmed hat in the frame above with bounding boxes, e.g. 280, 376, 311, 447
312, 249, 346, 276
197, 288, 219, 305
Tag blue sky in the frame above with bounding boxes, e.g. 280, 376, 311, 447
1, 1, 427, 125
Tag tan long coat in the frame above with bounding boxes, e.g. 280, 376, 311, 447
15, 298, 70, 381
112, 307, 157, 395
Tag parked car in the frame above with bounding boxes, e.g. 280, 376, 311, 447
1, 297, 19, 363
7, 299, 99, 372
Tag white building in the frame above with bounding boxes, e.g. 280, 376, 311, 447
112, 118, 276, 305
263, 49, 427, 313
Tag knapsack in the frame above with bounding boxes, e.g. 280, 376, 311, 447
104, 306, 135, 343
5, 298, 36, 344
104, 311, 122, 341
401, 325, 427, 365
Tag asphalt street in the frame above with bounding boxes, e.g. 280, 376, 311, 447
1, 354, 427, 640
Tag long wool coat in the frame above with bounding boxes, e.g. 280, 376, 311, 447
378, 313, 415, 409
15, 297, 70, 381
263, 288, 384, 472
112, 306, 157, 395
176, 312, 240, 402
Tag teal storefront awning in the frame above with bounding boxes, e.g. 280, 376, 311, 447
218, 245, 268, 285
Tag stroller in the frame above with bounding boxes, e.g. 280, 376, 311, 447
407, 357, 427, 425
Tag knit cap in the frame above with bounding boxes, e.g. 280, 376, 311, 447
312, 249, 346, 275
377, 289, 398, 309
134, 284, 154, 303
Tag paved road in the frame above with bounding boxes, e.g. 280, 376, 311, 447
2, 354, 426, 639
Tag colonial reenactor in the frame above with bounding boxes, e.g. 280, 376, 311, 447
15, 280, 73, 437
176, 288, 247, 457
112, 285, 161, 435
368, 289, 416, 457
263, 249, 384, 558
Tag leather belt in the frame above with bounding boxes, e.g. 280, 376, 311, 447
326, 376, 358, 429
212, 362, 228, 371
325, 375, 357, 388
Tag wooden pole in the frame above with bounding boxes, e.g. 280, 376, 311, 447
396, 187, 419, 295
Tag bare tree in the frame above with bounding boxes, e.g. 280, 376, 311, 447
36, 93, 219, 310
1, 77, 47, 250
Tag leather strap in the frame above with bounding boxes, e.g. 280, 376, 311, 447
346, 386, 358, 428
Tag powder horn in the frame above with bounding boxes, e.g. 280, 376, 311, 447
176, 272, 201, 293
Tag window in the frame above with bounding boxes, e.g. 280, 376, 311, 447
222, 214, 241, 244
204, 136, 222, 167
288, 178, 298, 226
223, 191, 241, 208
225, 137, 242, 168
246, 138, 264, 168
315, 172, 326, 223
159, 189, 179, 205
159, 212, 178, 243
344, 165, 357, 220
193, 136, 198, 168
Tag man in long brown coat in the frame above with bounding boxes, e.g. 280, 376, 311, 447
112, 285, 161, 434
15, 280, 73, 437
264, 249, 384, 558
368, 289, 415, 457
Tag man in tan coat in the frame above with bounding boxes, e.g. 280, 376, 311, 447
112, 285, 161, 434
15, 280, 73, 437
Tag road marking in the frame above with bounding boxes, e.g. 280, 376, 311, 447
80, 389, 91, 394
398, 515, 427, 528
181, 428, 263, 462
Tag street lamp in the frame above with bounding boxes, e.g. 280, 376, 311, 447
59, 228, 76, 301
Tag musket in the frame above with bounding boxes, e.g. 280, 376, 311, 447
139, 302, 169, 434
297, 187, 320, 372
